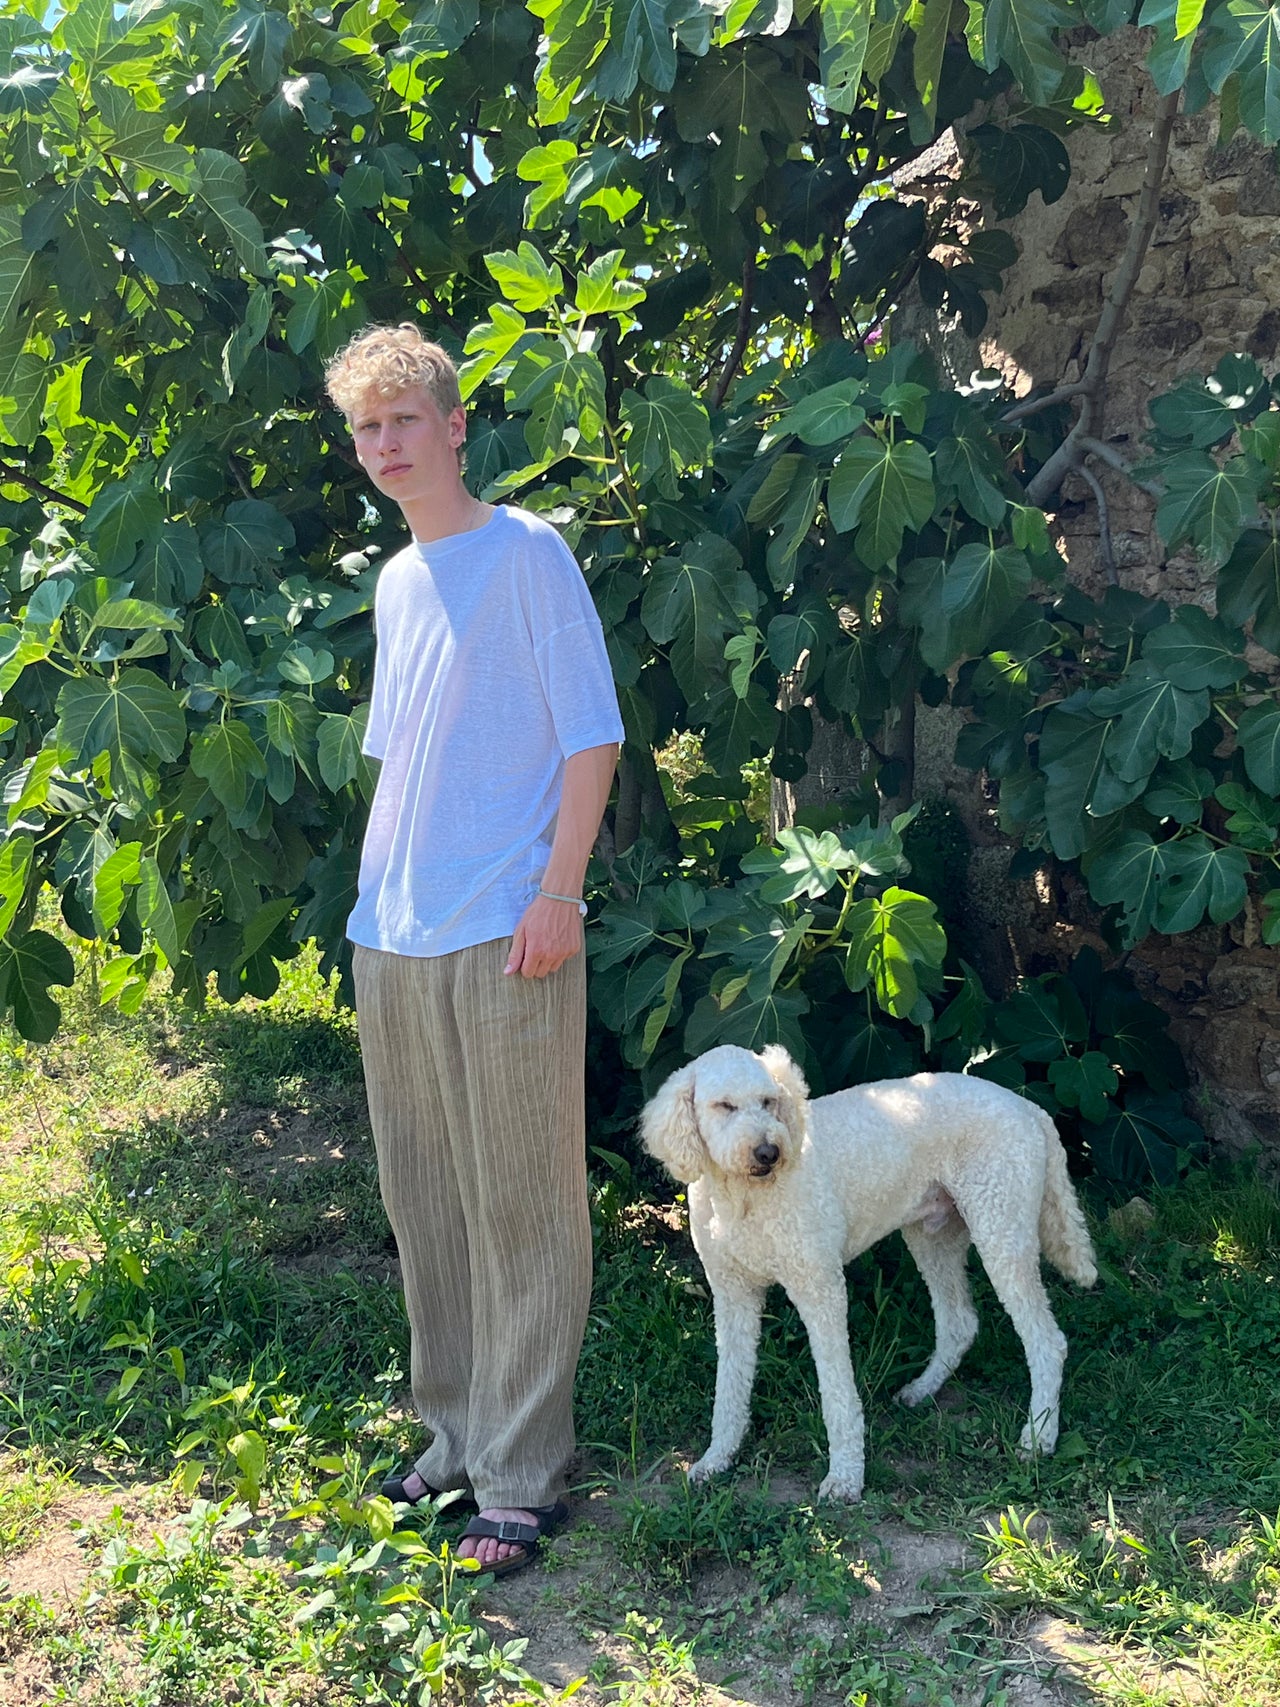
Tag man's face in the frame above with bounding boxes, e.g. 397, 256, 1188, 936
349, 384, 465, 504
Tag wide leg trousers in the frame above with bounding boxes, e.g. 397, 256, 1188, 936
352, 937, 592, 1510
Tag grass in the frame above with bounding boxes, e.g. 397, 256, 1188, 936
0, 1453, 69, 1557
2, 953, 1280, 1703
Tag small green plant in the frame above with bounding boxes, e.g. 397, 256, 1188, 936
0, 1583, 57, 1661
610, 1612, 702, 1707
94, 1491, 553, 1704
290, 1522, 535, 1702
751, 1506, 876, 1615
615, 1476, 793, 1584
0, 1455, 69, 1557
173, 1375, 321, 1508
790, 1621, 1009, 1707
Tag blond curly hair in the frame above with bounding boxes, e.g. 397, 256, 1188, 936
324, 323, 461, 419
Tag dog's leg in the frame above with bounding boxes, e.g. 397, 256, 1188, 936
972, 1235, 1068, 1456
689, 1279, 765, 1482
785, 1277, 865, 1501
897, 1216, 978, 1407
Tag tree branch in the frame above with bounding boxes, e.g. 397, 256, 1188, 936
0, 458, 88, 514
1077, 461, 1117, 585
1000, 379, 1088, 425
1025, 89, 1180, 507
1078, 435, 1163, 497
806, 246, 843, 345
408, 268, 462, 336
711, 254, 756, 412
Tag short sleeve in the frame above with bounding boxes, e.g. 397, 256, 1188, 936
537, 619, 625, 757
521, 525, 624, 756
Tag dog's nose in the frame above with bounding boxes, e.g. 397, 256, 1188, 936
753, 1141, 780, 1167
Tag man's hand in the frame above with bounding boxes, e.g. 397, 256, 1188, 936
504, 893, 583, 979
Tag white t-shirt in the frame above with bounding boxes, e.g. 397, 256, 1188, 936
346, 504, 624, 959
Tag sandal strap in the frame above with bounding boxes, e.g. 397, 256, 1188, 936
462, 1516, 541, 1547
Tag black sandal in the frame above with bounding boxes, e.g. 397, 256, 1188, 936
381, 1468, 476, 1513
457, 1500, 569, 1579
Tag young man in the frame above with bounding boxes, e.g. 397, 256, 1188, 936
324, 324, 622, 1577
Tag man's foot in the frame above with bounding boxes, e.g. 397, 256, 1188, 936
380, 1467, 475, 1511
397, 1469, 433, 1504
456, 1507, 539, 1569
455, 1501, 568, 1576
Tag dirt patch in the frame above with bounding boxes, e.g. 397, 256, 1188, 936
2, 1486, 154, 1614
0, 1646, 69, 1707
281, 1245, 401, 1284
203, 1102, 372, 1184
466, 1489, 1000, 1707
1026, 1613, 1208, 1704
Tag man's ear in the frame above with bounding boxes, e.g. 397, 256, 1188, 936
759, 1044, 809, 1148
640, 1061, 705, 1183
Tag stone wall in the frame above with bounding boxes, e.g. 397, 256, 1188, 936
968, 27, 1280, 605
895, 30, 1280, 1157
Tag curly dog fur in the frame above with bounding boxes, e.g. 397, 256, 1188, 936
641, 1045, 1097, 1501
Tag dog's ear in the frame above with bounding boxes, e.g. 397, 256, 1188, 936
640, 1061, 705, 1182
759, 1044, 809, 1147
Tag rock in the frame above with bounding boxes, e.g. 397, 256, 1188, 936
1206, 959, 1280, 1011
1185, 240, 1241, 293
1205, 131, 1272, 181
1239, 158, 1280, 217
1151, 189, 1197, 245
1134, 311, 1203, 358
1032, 273, 1104, 317
1107, 1196, 1156, 1240
1197, 1012, 1263, 1093
1247, 307, 1280, 359
1206, 1098, 1271, 1159
1050, 199, 1128, 268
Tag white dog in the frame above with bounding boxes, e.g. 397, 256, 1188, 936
641, 1044, 1097, 1501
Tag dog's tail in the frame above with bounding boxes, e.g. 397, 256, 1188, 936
1036, 1111, 1098, 1287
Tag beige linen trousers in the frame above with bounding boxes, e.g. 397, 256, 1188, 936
352, 936, 592, 1511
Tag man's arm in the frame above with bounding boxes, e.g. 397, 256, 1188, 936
504, 742, 619, 979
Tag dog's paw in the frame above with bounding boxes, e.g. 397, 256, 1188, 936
817, 1470, 864, 1502
1016, 1422, 1058, 1460
686, 1455, 730, 1483
896, 1376, 936, 1409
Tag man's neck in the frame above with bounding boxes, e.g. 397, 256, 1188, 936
400, 481, 487, 545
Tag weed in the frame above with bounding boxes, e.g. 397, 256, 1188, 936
95, 1499, 295, 1701
788, 1619, 1012, 1707
972, 1501, 1280, 1704
615, 1476, 795, 1584
751, 1504, 878, 1614
93, 1490, 557, 1704
0, 1453, 69, 1557
0, 1586, 56, 1662
610, 1611, 702, 1705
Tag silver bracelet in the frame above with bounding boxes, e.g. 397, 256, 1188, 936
538, 887, 584, 906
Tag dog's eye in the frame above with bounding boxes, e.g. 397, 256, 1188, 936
761, 1096, 776, 1110
714, 1100, 737, 1113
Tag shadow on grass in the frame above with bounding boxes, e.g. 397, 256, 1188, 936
0, 967, 407, 1478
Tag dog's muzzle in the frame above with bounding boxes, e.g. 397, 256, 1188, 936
748, 1140, 780, 1177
